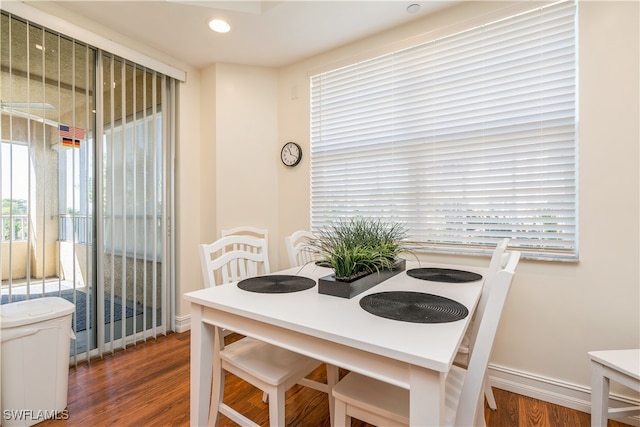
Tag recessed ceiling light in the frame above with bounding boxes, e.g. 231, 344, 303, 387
407, 4, 421, 14
208, 19, 231, 33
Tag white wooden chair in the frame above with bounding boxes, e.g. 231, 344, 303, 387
285, 230, 320, 268
454, 238, 510, 409
199, 235, 337, 426
221, 226, 269, 252
331, 251, 521, 427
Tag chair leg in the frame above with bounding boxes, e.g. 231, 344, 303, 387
478, 405, 487, 426
326, 364, 339, 426
268, 386, 286, 427
210, 369, 224, 425
476, 393, 487, 427
484, 379, 497, 410
210, 329, 225, 425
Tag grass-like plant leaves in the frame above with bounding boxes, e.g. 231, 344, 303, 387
310, 218, 407, 281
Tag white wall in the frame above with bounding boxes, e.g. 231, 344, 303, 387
277, 0, 640, 405
203, 63, 281, 264
277, 67, 313, 268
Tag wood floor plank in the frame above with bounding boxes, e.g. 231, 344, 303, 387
486, 387, 520, 426
34, 332, 633, 427
549, 400, 586, 427
518, 393, 550, 427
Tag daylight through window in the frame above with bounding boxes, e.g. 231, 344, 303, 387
310, 0, 578, 260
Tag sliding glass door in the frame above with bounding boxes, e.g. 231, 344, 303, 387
1, 11, 175, 361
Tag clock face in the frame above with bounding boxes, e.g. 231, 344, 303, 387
281, 142, 302, 167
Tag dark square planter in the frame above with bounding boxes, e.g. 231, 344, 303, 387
318, 259, 406, 299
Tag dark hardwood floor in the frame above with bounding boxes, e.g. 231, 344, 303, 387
36, 332, 631, 427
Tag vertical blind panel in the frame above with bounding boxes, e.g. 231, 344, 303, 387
102, 53, 167, 350
310, 0, 577, 259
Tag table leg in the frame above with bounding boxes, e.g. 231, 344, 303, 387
590, 360, 609, 427
190, 304, 215, 427
209, 326, 225, 424
410, 366, 445, 426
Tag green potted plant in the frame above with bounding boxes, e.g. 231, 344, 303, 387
311, 217, 408, 298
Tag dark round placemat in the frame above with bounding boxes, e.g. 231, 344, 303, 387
359, 291, 469, 323
407, 268, 482, 283
237, 275, 316, 293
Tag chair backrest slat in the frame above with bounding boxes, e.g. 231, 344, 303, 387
221, 226, 268, 252
285, 230, 320, 268
199, 235, 270, 288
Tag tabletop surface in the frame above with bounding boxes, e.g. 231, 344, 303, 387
185, 260, 485, 372
588, 349, 640, 380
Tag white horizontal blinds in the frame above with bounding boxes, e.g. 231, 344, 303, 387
310, 0, 577, 260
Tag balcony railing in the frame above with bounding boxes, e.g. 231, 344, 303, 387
3, 214, 160, 259
1, 215, 28, 241
59, 214, 93, 245
1, 214, 94, 244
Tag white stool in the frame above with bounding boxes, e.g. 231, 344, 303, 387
588, 349, 640, 427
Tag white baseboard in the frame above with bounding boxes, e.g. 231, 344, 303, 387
489, 364, 640, 427
174, 314, 190, 333
174, 314, 233, 338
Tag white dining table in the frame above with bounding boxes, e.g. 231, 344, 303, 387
589, 349, 640, 426
185, 260, 486, 426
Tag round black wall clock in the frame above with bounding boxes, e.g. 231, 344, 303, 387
281, 142, 302, 167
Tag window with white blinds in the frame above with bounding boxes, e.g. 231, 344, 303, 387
310, 0, 577, 260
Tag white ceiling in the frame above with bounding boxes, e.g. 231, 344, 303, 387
22, 0, 458, 69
